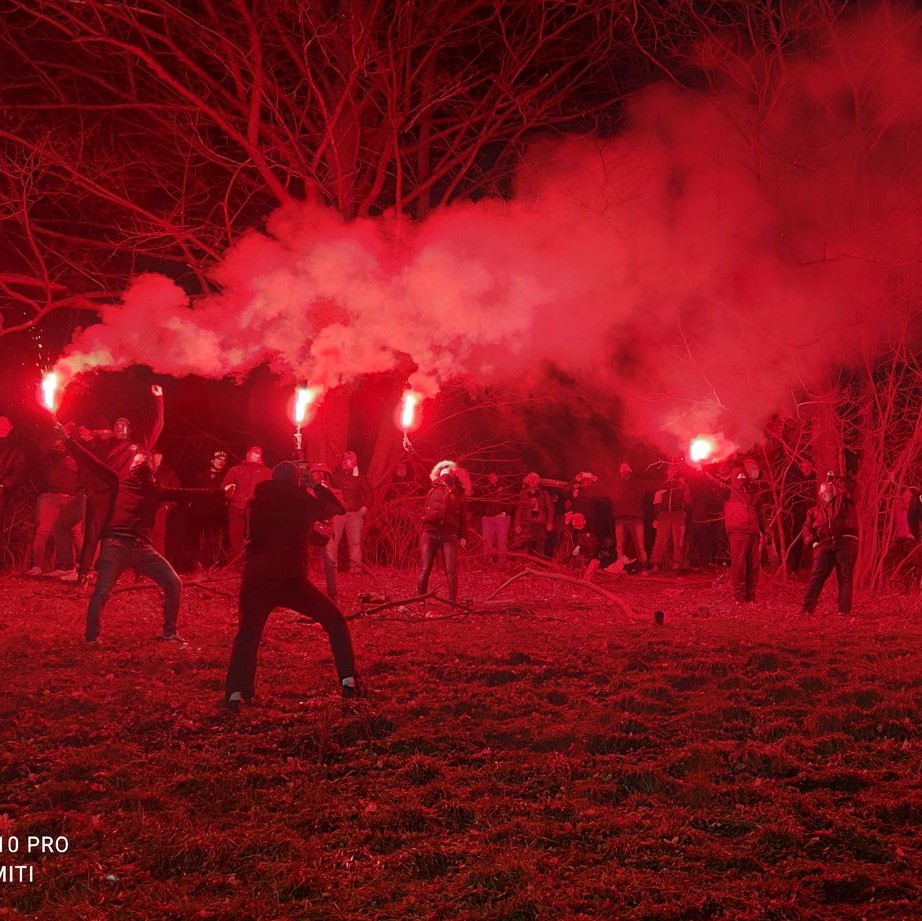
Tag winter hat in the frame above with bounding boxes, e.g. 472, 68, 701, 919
272, 461, 300, 483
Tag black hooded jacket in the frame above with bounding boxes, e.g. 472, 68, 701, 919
244, 479, 345, 581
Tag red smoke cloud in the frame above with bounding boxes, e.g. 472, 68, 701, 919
55, 5, 922, 452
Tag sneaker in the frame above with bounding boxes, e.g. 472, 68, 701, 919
24, 566, 43, 576
158, 632, 185, 644
60, 570, 81, 584
341, 676, 360, 699
48, 568, 76, 579
225, 693, 242, 714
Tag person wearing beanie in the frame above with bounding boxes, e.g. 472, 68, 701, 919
224, 460, 359, 711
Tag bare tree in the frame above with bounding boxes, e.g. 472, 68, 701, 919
0, 0, 647, 332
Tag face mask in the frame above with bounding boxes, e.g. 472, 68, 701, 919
246, 450, 262, 464
130, 455, 154, 479
746, 467, 759, 480
114, 420, 131, 440
820, 484, 836, 503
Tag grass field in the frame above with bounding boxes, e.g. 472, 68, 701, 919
1, 563, 921, 920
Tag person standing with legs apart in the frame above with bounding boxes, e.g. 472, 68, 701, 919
801, 473, 859, 618
71, 385, 165, 585
58, 423, 232, 644
417, 461, 470, 603
224, 462, 358, 712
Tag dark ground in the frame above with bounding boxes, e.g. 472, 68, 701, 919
1, 561, 921, 921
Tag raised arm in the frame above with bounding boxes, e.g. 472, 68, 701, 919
146, 384, 165, 450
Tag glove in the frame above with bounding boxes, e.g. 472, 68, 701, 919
151, 384, 163, 397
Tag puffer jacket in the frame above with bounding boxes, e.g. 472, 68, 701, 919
803, 494, 858, 545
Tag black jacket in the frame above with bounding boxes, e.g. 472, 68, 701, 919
422, 481, 467, 537
67, 436, 219, 544
244, 480, 345, 581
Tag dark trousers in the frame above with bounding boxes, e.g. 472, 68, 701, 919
417, 531, 459, 602
53, 492, 86, 569
79, 490, 111, 576
225, 578, 355, 700
803, 538, 858, 614
86, 537, 182, 641
728, 531, 761, 601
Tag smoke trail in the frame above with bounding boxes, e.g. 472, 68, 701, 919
55, 4, 922, 451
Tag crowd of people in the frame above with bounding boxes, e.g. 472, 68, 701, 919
0, 390, 900, 685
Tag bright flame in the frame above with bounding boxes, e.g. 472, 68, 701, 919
689, 435, 717, 464
41, 372, 59, 414
293, 385, 322, 426
399, 390, 423, 432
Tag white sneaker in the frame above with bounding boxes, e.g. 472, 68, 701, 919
59, 570, 81, 583
48, 568, 76, 579
24, 566, 43, 576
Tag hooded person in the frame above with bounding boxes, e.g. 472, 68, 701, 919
417, 460, 470, 603
57, 422, 232, 644
224, 460, 358, 711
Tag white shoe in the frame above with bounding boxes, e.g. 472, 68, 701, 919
24, 566, 43, 576
59, 570, 81, 583
48, 568, 76, 579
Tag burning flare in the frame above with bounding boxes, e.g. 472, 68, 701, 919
689, 435, 717, 464
41, 372, 60, 414
293, 385, 322, 427
399, 390, 423, 432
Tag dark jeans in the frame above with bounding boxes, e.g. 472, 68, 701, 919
79, 490, 111, 576
417, 530, 459, 601
728, 531, 760, 601
225, 578, 355, 700
86, 536, 182, 641
803, 537, 858, 614
53, 492, 85, 569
